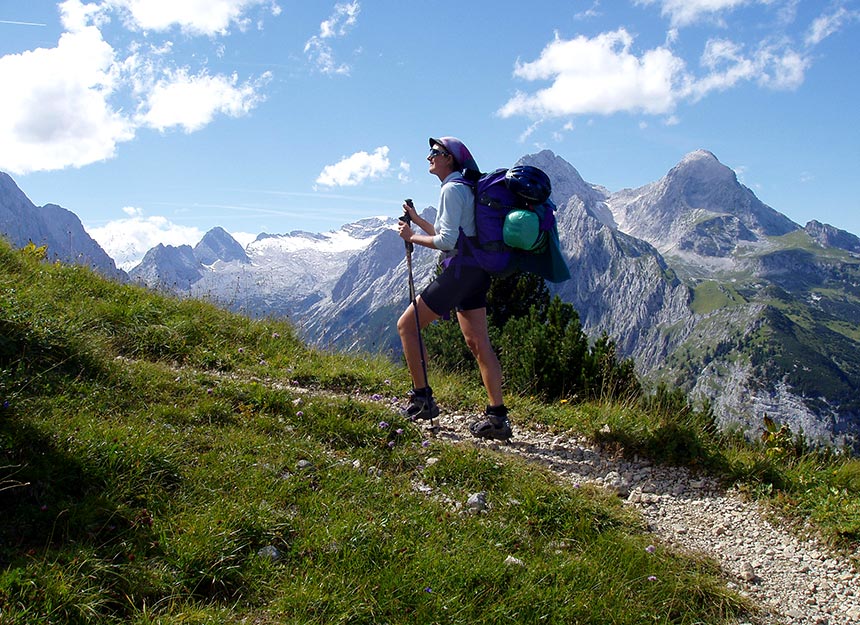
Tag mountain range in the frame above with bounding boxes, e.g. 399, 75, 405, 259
2, 151, 859, 450
0, 172, 124, 280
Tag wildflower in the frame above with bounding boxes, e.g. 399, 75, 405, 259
238, 347, 244, 354
293, 398, 303, 406
388, 441, 396, 449
272, 332, 280, 339
560, 398, 568, 404
1, 400, 9, 410
396, 428, 403, 435
296, 411, 304, 417
647, 575, 658, 582
424, 587, 432, 593
645, 545, 656, 554
371, 394, 383, 401
421, 440, 430, 448
378, 421, 389, 429
384, 379, 391, 385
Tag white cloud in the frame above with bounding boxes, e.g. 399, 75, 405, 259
756, 45, 807, 89
638, 0, 760, 27
498, 27, 817, 122
316, 146, 390, 187
319, 1, 359, 38
574, 1, 602, 20
0, 0, 275, 174
60, 0, 107, 31
0, 26, 134, 174
498, 29, 686, 119
87, 210, 204, 270
397, 160, 411, 183
683, 38, 757, 99
139, 68, 272, 132
518, 121, 543, 143
305, 1, 361, 75
107, 0, 279, 36
805, 6, 860, 46
683, 38, 809, 100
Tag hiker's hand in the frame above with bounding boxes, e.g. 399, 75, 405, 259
398, 220, 414, 242
402, 202, 419, 222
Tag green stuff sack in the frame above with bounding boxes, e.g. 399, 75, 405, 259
503, 209, 547, 252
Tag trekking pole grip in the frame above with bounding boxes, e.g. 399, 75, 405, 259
401, 199, 415, 253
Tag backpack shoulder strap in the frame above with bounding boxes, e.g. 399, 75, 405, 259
445, 174, 471, 189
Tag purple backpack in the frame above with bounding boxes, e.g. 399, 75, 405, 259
452, 168, 558, 275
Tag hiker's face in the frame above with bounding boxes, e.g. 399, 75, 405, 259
428, 144, 454, 178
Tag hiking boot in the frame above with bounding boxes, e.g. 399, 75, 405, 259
469, 411, 512, 440
402, 389, 440, 421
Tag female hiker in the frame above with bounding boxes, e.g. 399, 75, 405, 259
396, 136, 511, 440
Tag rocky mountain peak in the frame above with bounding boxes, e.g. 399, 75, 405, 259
804, 220, 860, 253
675, 149, 728, 174
661, 149, 740, 204
130, 243, 202, 290
608, 149, 798, 256
194, 226, 249, 265
517, 149, 601, 206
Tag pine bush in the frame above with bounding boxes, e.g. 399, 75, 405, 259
424, 272, 641, 402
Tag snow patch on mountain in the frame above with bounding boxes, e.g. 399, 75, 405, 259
250, 217, 396, 256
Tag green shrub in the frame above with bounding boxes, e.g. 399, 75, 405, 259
425, 272, 640, 402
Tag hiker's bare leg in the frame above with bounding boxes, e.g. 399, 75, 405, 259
397, 296, 441, 389
457, 307, 503, 407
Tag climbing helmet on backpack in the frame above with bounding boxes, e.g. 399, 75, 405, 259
504, 165, 552, 204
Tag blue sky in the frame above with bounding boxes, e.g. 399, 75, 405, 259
1, 0, 858, 269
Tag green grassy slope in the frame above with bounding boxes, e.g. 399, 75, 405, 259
2, 237, 859, 624
0, 239, 751, 624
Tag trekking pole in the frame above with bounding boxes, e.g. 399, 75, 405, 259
401, 199, 438, 433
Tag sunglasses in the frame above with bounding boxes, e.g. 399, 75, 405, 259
427, 148, 450, 160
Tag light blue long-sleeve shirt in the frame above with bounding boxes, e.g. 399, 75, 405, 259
432, 172, 476, 251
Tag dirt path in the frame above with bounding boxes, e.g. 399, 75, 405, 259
427, 410, 860, 625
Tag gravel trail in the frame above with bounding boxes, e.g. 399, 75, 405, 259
429, 411, 860, 625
